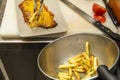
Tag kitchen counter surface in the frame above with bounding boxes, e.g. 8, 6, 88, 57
0, 0, 119, 43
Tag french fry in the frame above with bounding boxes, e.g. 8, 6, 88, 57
86, 68, 92, 73
59, 63, 78, 69
83, 59, 91, 67
84, 70, 95, 79
75, 66, 84, 71
58, 75, 71, 80
72, 76, 76, 80
81, 79, 87, 80
29, 11, 38, 22
69, 68, 72, 77
58, 42, 98, 80
75, 68, 86, 73
93, 57, 98, 71
90, 56, 94, 65
58, 72, 71, 80
82, 64, 89, 71
82, 52, 90, 60
73, 70, 80, 80
59, 79, 68, 80
86, 41, 90, 56
77, 66, 84, 69
58, 72, 68, 76
68, 57, 82, 64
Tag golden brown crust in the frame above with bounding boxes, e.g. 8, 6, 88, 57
19, 0, 33, 24
109, 0, 120, 24
19, 0, 57, 28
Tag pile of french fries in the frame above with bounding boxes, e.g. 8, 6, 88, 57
58, 42, 98, 80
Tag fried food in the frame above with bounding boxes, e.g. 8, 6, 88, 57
58, 42, 98, 80
19, 0, 57, 28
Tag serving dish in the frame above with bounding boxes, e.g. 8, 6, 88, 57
16, 0, 67, 37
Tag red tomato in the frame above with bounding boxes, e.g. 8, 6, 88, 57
92, 3, 106, 15
94, 15, 106, 23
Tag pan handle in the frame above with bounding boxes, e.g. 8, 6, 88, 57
97, 65, 119, 80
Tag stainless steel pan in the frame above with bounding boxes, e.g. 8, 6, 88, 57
37, 33, 119, 80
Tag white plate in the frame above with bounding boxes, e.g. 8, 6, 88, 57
15, 0, 67, 37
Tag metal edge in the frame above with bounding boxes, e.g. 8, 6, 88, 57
0, 58, 9, 80
0, 0, 7, 26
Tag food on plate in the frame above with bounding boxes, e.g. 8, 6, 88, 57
58, 42, 98, 80
19, 0, 57, 28
109, 0, 120, 24
92, 3, 106, 23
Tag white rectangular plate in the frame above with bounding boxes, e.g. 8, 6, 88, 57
15, 0, 67, 37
